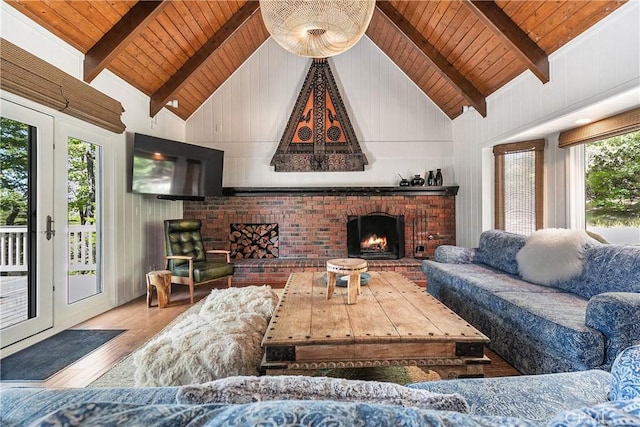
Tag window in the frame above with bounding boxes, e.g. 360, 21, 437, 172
584, 131, 640, 244
560, 107, 640, 244
493, 139, 545, 235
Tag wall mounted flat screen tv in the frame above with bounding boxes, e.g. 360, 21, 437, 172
128, 133, 224, 200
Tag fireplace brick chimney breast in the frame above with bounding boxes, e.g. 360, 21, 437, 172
184, 193, 455, 260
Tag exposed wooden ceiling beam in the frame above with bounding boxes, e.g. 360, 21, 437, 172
375, 1, 487, 117
461, 0, 549, 84
84, 1, 168, 83
149, 1, 260, 117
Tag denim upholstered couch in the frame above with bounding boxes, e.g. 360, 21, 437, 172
422, 229, 640, 374
2, 345, 640, 426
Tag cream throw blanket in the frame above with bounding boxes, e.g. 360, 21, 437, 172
132, 285, 279, 387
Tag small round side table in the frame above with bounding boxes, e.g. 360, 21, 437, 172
146, 270, 172, 308
326, 258, 368, 304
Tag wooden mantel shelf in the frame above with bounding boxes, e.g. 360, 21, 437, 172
221, 186, 459, 197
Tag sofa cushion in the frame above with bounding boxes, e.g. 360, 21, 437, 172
176, 375, 469, 413
586, 293, 640, 367
433, 245, 476, 264
408, 370, 612, 423
474, 230, 526, 275
30, 400, 537, 427
611, 345, 640, 401
424, 261, 563, 295
558, 245, 640, 299
0, 386, 180, 425
548, 398, 640, 427
173, 261, 234, 282
424, 261, 604, 368
493, 291, 604, 368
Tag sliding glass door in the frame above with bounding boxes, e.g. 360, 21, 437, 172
1, 100, 54, 347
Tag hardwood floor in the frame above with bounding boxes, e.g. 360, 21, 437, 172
1, 282, 519, 389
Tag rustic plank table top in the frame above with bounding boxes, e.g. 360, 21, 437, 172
261, 271, 490, 379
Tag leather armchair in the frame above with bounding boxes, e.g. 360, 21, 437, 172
164, 219, 234, 303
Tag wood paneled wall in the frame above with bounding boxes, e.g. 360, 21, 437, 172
452, 1, 640, 248
1, 3, 185, 354
186, 37, 454, 187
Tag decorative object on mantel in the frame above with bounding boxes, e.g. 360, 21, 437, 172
271, 58, 368, 172
411, 175, 425, 187
435, 169, 444, 186
398, 174, 410, 187
427, 171, 435, 186
259, 0, 375, 58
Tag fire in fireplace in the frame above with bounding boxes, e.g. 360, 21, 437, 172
347, 213, 405, 259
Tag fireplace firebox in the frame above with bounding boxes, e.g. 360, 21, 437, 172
347, 213, 405, 259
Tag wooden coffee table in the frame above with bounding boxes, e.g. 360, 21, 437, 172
261, 271, 490, 379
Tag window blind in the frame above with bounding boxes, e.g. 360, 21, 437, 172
559, 107, 640, 148
493, 139, 544, 233
0, 38, 125, 134
504, 151, 536, 235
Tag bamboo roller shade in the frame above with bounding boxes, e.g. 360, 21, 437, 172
558, 107, 640, 148
1, 38, 125, 134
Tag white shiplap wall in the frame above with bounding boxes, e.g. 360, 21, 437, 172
1, 3, 185, 355
452, 1, 640, 247
187, 37, 454, 187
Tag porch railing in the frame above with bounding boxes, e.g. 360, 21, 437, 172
68, 225, 97, 272
0, 225, 97, 273
0, 226, 27, 272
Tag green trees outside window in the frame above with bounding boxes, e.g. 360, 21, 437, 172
586, 131, 640, 229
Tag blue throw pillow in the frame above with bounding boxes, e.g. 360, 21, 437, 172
610, 345, 640, 401
474, 230, 526, 275
549, 399, 640, 426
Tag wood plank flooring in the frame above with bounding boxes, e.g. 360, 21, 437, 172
1, 282, 519, 389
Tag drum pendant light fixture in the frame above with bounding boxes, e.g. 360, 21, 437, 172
259, 0, 376, 58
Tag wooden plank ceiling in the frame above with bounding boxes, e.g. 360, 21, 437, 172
6, 0, 626, 120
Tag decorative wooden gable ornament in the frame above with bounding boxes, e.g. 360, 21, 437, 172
271, 58, 368, 172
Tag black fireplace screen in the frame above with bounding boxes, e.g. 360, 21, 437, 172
347, 213, 405, 259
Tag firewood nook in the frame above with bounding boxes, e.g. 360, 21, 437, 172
184, 186, 458, 286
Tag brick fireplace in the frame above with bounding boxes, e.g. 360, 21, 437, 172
183, 187, 457, 285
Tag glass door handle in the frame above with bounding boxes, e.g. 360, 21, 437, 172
45, 215, 55, 240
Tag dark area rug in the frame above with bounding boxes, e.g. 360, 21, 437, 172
1, 329, 126, 381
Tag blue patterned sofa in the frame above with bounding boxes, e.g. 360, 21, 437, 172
2, 345, 640, 426
422, 229, 640, 374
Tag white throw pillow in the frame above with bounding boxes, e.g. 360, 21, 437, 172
516, 228, 593, 286
176, 375, 470, 413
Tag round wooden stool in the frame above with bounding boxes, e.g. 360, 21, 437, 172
146, 270, 172, 308
326, 258, 368, 304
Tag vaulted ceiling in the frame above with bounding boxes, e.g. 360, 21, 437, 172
6, 0, 626, 121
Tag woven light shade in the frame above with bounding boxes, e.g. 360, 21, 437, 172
259, 0, 375, 58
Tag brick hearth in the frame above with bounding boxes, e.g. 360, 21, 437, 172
231, 257, 425, 285
184, 187, 456, 286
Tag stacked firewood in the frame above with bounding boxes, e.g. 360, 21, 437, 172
229, 223, 279, 259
